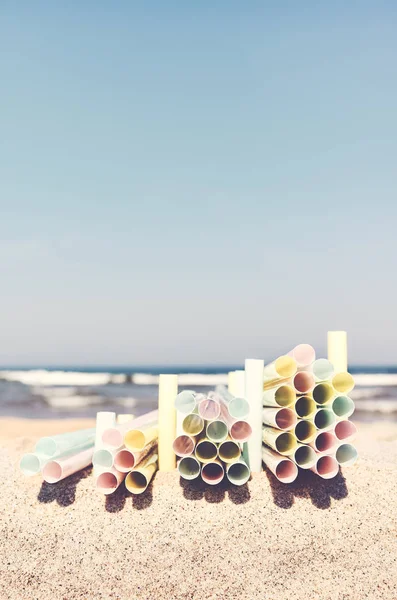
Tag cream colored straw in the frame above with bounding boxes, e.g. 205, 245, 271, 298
262, 426, 297, 455
245, 358, 265, 472
294, 420, 317, 443
334, 420, 357, 443
332, 372, 355, 394
262, 384, 296, 408
335, 443, 358, 466
182, 413, 204, 436
195, 438, 218, 463
312, 382, 335, 406
262, 446, 298, 483
201, 460, 224, 485
294, 395, 316, 419
327, 331, 348, 373
290, 443, 317, 469
263, 355, 297, 386
262, 407, 297, 431
158, 374, 178, 472
311, 455, 339, 479
178, 456, 201, 480
125, 452, 158, 495
218, 438, 241, 463
226, 457, 250, 486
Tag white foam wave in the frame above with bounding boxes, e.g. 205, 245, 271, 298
353, 374, 397, 386
132, 373, 228, 386
354, 399, 397, 414
0, 370, 126, 387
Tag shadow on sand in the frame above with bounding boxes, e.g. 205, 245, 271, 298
37, 466, 92, 507
265, 467, 348, 509
104, 481, 154, 513
179, 476, 251, 505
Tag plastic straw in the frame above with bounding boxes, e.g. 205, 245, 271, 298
327, 331, 348, 373
245, 358, 265, 472
93, 448, 114, 470
158, 374, 178, 472
102, 410, 158, 449
125, 452, 158, 495
332, 396, 355, 419
295, 396, 316, 418
310, 359, 334, 382
290, 443, 317, 469
201, 460, 224, 485
182, 413, 204, 436
42, 446, 94, 484
214, 386, 250, 419
335, 443, 358, 466
332, 372, 355, 394
294, 420, 317, 443
172, 435, 195, 458
314, 408, 336, 431
206, 420, 229, 443
174, 390, 197, 414
96, 467, 126, 495
310, 431, 338, 454
262, 446, 298, 483
218, 438, 241, 463
234, 370, 246, 397
263, 355, 297, 386
116, 414, 135, 424
198, 396, 221, 420
226, 457, 250, 486
124, 424, 158, 453
262, 426, 297, 455
20, 452, 49, 476
113, 441, 156, 473
230, 420, 252, 443
293, 372, 315, 394
195, 438, 218, 463
262, 407, 297, 431
334, 420, 357, 443
288, 343, 316, 368
312, 383, 335, 406
35, 427, 95, 457
311, 455, 339, 479
178, 456, 201, 480
262, 384, 295, 408
94, 412, 116, 476
228, 371, 238, 395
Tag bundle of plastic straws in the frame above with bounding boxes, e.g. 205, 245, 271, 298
261, 340, 357, 483
173, 387, 252, 486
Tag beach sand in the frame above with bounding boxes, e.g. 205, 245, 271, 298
1, 419, 396, 600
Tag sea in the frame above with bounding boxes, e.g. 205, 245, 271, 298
0, 365, 396, 422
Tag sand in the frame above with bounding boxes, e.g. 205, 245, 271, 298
1, 419, 396, 600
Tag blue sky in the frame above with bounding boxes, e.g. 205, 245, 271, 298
1, 2, 396, 365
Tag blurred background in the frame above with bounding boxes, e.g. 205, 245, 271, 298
1, 2, 396, 421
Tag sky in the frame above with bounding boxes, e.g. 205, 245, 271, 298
1, 1, 397, 366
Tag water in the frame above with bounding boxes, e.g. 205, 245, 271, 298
0, 365, 396, 421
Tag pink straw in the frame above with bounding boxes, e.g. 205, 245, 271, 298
201, 461, 224, 485
230, 420, 252, 443
198, 397, 221, 420
96, 468, 126, 495
335, 420, 357, 443
293, 371, 315, 394
42, 447, 93, 484
172, 435, 195, 458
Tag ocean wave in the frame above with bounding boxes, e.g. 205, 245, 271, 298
354, 399, 397, 414
353, 374, 397, 386
0, 370, 126, 386
133, 373, 228, 386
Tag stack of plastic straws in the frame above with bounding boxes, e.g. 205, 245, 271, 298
20, 427, 96, 482
93, 410, 159, 495
173, 388, 252, 486
261, 343, 358, 483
